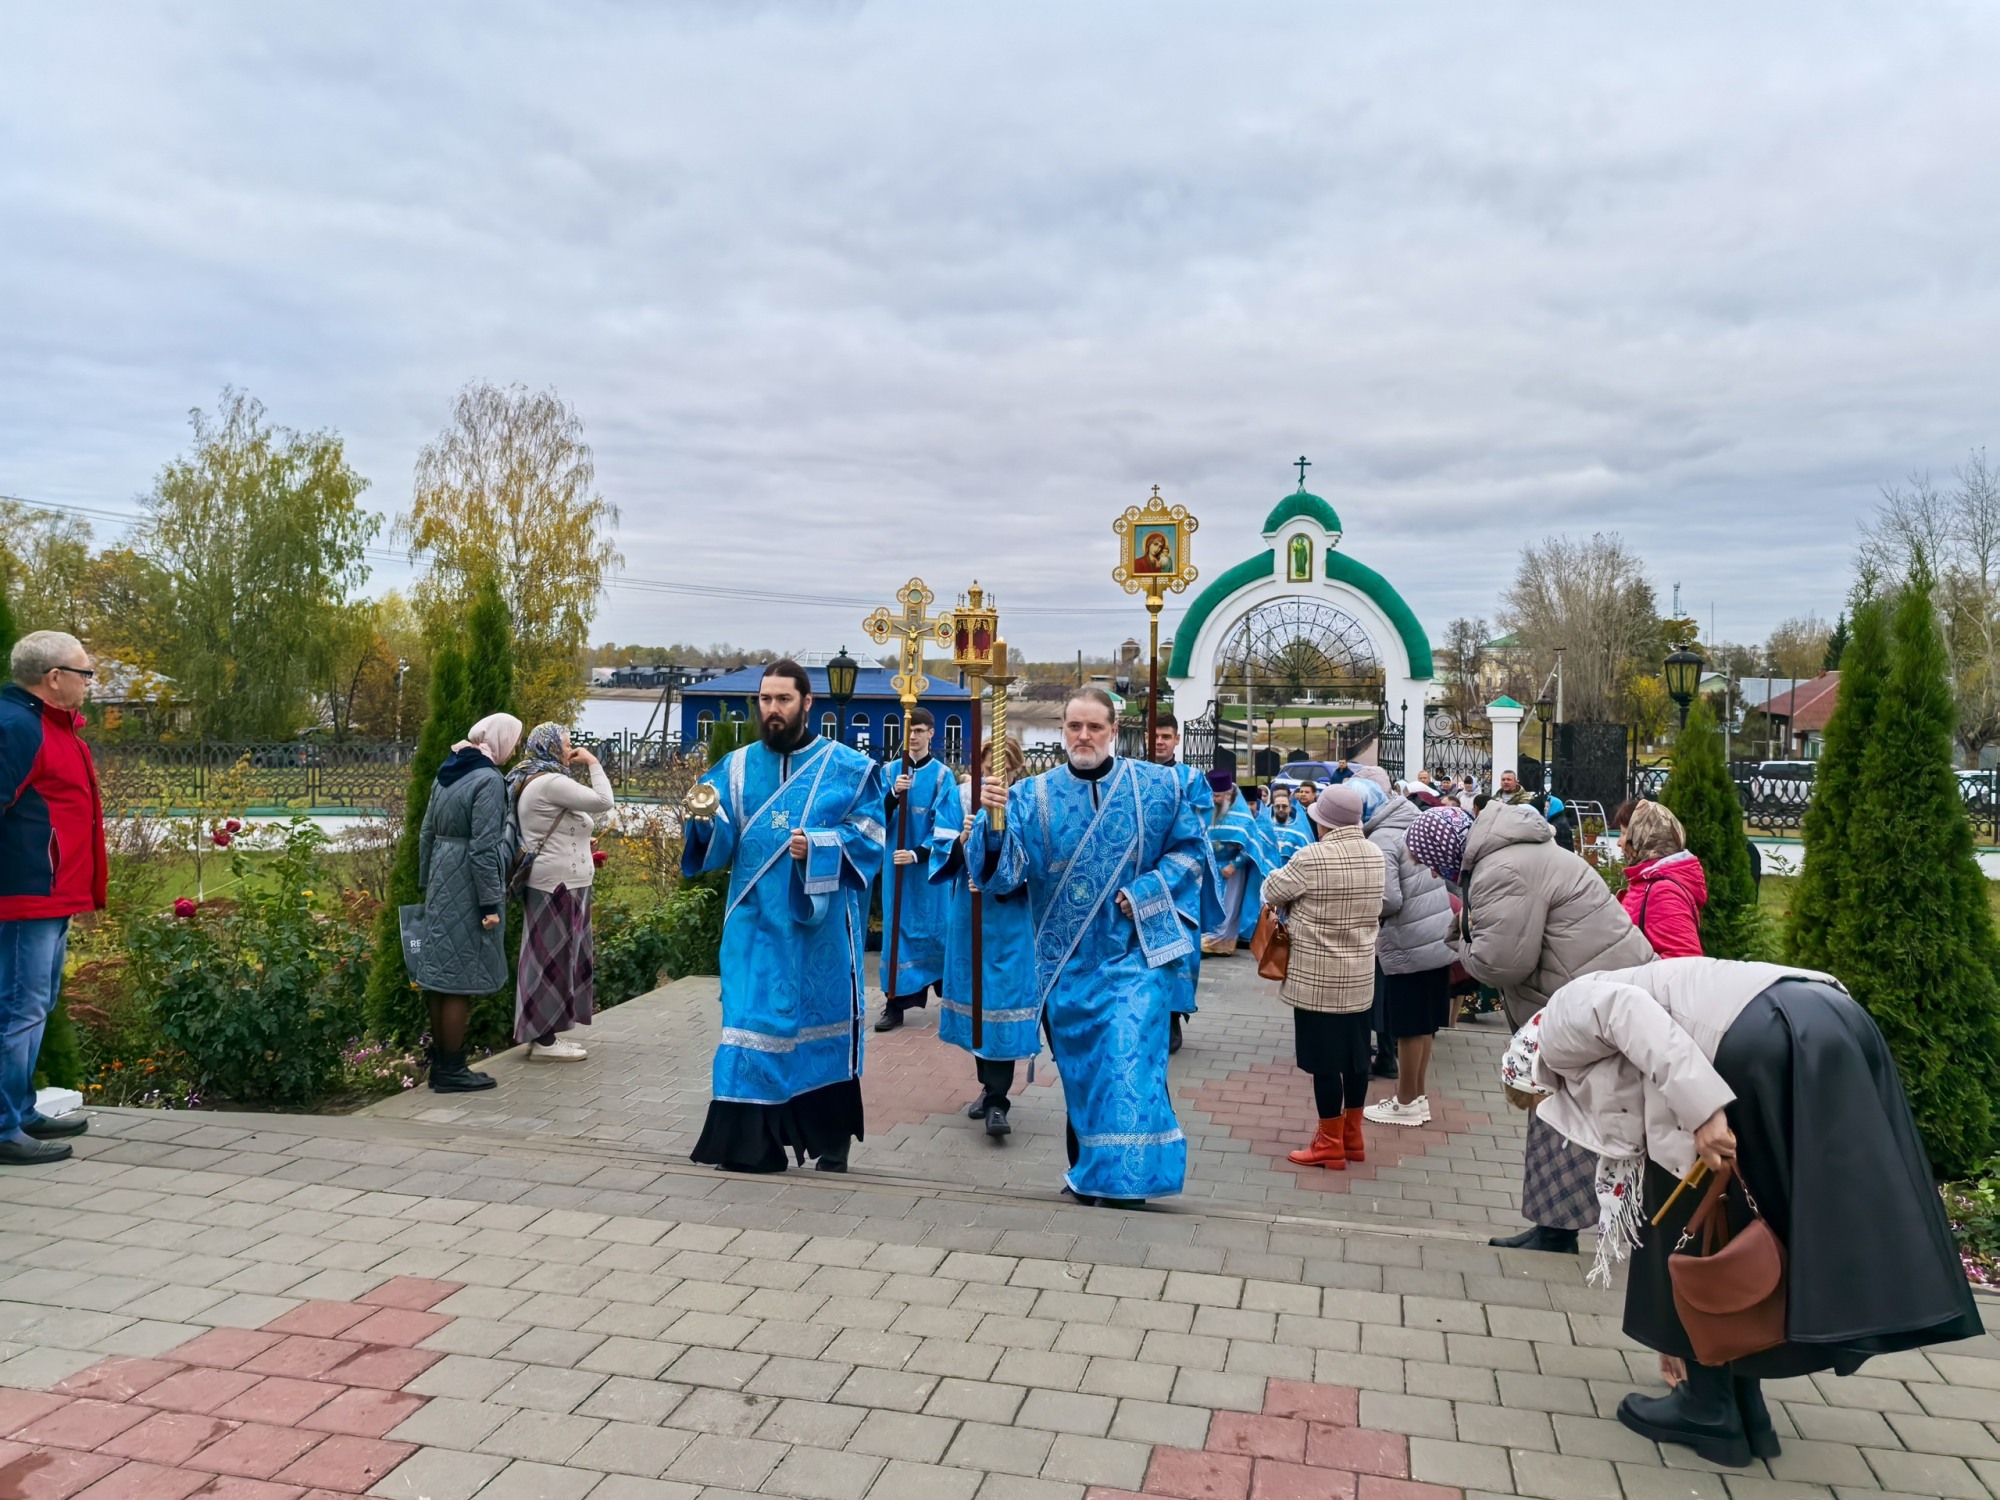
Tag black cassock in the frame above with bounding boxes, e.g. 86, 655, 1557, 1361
1625, 979, 1984, 1378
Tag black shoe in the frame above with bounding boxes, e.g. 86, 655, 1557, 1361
1371, 1052, 1399, 1079
1489, 1225, 1579, 1254
985, 1103, 1011, 1139
1097, 1198, 1144, 1209
1618, 1362, 1751, 1468
429, 1049, 498, 1093
1736, 1375, 1780, 1460
0, 1136, 72, 1165
965, 1093, 992, 1120
1061, 1185, 1098, 1207
815, 1149, 850, 1173
873, 1006, 904, 1032
1169, 1013, 1184, 1055
22, 1113, 87, 1140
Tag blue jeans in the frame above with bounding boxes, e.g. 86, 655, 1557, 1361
0, 918, 69, 1137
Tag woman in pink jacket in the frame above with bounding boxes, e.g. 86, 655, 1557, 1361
1616, 801, 1707, 958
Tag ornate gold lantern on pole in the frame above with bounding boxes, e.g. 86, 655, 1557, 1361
1113, 486, 1200, 755
946, 584, 999, 1048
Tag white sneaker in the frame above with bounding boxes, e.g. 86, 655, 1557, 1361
530, 1038, 588, 1062
1364, 1095, 1430, 1127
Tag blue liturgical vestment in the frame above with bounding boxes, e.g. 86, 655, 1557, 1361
929, 781, 1039, 1063
682, 737, 886, 1131
1163, 760, 1220, 1017
1268, 813, 1312, 865
1211, 797, 1284, 943
879, 757, 958, 997
982, 757, 1208, 1201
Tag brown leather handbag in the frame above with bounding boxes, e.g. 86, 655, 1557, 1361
1668, 1163, 1788, 1365
1248, 905, 1291, 981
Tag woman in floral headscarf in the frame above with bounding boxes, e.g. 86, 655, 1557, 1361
508, 722, 615, 1062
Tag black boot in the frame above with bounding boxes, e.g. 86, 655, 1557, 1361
1736, 1375, 1780, 1460
429, 1047, 497, 1093
1488, 1224, 1578, 1254
1169, 1013, 1184, 1055
873, 1004, 904, 1032
1617, 1360, 1751, 1468
815, 1143, 851, 1173
965, 1094, 992, 1120
1371, 1046, 1398, 1080
985, 1101, 1012, 1139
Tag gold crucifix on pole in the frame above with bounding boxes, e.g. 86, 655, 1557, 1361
863, 577, 954, 1009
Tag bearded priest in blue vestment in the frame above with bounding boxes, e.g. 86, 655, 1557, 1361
683, 661, 887, 1174
976, 688, 1209, 1206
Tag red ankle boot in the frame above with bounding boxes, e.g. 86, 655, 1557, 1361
1343, 1108, 1367, 1162
1287, 1118, 1346, 1169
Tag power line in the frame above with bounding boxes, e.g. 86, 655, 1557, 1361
2, 491, 1160, 621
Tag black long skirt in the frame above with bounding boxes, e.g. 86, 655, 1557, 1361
690, 1078, 864, 1172
1624, 979, 1983, 1377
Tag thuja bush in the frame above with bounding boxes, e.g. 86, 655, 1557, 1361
130, 820, 370, 1107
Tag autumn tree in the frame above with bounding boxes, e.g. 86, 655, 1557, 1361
1766, 615, 1833, 679
0, 500, 93, 635
1861, 450, 2000, 759
1500, 533, 1661, 722
398, 383, 620, 727
141, 390, 379, 739
1434, 617, 1489, 724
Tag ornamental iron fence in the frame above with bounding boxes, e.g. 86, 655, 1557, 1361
1628, 760, 2000, 844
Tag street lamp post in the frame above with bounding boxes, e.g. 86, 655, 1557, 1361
1665, 645, 1705, 730
1535, 691, 1555, 800
826, 646, 858, 747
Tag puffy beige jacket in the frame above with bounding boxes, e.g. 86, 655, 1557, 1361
1532, 958, 1842, 1177
1460, 801, 1655, 1028
515, 761, 615, 894
1257, 825, 1386, 1014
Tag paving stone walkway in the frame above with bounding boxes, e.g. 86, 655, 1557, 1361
2, 955, 1997, 1499
367, 955, 1526, 1235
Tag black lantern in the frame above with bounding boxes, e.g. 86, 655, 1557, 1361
1664, 645, 1705, 728
826, 646, 859, 745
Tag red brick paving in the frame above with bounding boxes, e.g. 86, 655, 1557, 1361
1185, 1059, 1489, 1192
860, 1014, 1058, 1130
1086, 1376, 1462, 1500
0, 1280, 463, 1498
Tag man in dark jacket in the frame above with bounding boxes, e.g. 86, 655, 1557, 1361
0, 631, 107, 1164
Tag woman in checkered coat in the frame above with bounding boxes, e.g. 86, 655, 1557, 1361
1256, 784, 1386, 1172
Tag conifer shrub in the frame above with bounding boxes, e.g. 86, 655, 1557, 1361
1661, 695, 1766, 959
1837, 571, 2000, 1177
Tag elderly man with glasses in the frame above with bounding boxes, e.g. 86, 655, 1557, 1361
0, 631, 106, 1164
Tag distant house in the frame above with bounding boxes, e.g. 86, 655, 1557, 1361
1762, 673, 1841, 758
87, 657, 181, 734
1477, 632, 1532, 702
602, 664, 725, 692
679, 664, 973, 761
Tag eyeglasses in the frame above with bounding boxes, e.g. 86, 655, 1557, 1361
51, 666, 95, 680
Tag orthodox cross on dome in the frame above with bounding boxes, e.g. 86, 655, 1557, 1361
1295, 455, 1311, 489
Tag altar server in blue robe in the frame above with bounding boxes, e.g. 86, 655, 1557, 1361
1205, 773, 1283, 949
1267, 784, 1313, 865
1152, 713, 1221, 1054
976, 688, 1209, 1205
683, 661, 887, 1174
873, 707, 959, 1031
930, 735, 1037, 1138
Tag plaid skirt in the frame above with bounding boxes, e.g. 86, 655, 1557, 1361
515, 885, 595, 1043
1520, 1111, 1598, 1232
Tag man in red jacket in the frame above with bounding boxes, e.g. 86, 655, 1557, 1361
0, 630, 107, 1164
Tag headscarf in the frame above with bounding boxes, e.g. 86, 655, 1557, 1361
1351, 777, 1390, 823
507, 721, 569, 789
1352, 764, 1393, 794
460, 713, 523, 765
1308, 784, 1365, 829
1406, 805, 1473, 881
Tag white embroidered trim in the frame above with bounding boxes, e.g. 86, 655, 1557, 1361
1077, 1128, 1185, 1148
719, 1021, 853, 1054
939, 999, 1041, 1023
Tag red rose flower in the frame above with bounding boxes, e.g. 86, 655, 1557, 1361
173, 898, 197, 919
224, 818, 243, 833
213, 830, 232, 848
592, 849, 608, 867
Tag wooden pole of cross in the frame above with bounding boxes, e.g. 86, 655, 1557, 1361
863, 578, 955, 1008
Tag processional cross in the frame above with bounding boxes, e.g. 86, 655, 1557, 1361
863, 578, 954, 1011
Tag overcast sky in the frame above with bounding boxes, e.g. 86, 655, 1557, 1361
4, 3, 1998, 664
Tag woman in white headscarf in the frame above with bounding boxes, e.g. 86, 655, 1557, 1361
413, 713, 522, 1092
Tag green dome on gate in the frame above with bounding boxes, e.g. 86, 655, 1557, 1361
1261, 488, 1343, 538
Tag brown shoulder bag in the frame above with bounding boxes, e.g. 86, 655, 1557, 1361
1248, 905, 1291, 981
1668, 1162, 1788, 1366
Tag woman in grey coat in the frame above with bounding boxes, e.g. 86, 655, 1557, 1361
415, 713, 522, 1092
1359, 788, 1456, 1127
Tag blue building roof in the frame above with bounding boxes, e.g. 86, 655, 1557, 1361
684, 665, 971, 700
